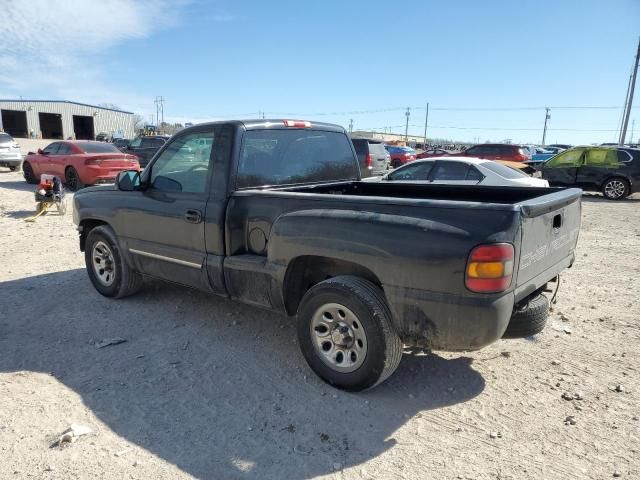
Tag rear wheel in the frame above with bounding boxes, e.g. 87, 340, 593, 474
23, 162, 38, 184
297, 276, 402, 391
65, 166, 84, 192
602, 177, 629, 200
85, 225, 143, 298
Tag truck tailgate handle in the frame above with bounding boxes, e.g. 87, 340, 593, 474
553, 213, 562, 229
184, 209, 202, 224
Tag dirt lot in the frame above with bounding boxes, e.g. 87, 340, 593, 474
0, 169, 638, 480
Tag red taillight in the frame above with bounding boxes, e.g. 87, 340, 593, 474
366, 153, 373, 169
283, 120, 312, 128
465, 243, 514, 293
85, 158, 102, 165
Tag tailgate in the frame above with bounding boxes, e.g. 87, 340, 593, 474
515, 188, 582, 299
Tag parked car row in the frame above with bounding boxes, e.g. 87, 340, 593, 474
12, 126, 637, 201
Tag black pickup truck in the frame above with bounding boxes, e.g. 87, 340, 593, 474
73, 120, 581, 391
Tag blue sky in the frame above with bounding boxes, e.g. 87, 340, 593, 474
1, 0, 639, 144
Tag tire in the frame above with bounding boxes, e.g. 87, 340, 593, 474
84, 225, 143, 298
502, 294, 549, 339
602, 177, 630, 200
296, 275, 402, 391
65, 166, 84, 192
23, 162, 38, 184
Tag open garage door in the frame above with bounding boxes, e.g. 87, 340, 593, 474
73, 115, 95, 140
39, 112, 63, 139
1, 109, 28, 138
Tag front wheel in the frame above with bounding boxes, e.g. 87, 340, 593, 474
23, 162, 38, 184
602, 177, 630, 200
85, 225, 142, 298
297, 276, 402, 391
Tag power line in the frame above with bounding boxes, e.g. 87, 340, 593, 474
361, 124, 620, 133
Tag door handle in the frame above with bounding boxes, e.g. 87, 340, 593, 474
184, 209, 202, 223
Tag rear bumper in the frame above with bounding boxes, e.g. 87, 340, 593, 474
384, 285, 514, 351
0, 155, 22, 167
82, 165, 139, 185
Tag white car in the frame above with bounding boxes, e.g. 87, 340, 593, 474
366, 156, 549, 187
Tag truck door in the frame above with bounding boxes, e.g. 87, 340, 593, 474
115, 126, 217, 291
541, 148, 585, 186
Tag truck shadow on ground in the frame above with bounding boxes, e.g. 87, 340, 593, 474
0, 269, 485, 479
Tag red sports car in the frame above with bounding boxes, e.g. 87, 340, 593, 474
23, 141, 140, 191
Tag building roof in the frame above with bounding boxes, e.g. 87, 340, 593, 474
0, 99, 133, 115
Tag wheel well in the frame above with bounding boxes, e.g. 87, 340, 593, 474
79, 219, 109, 251
283, 255, 382, 315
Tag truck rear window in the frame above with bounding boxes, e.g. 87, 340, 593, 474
237, 130, 358, 188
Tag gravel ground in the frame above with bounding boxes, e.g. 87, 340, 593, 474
0, 169, 638, 480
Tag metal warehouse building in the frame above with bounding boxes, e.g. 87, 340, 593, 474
0, 100, 135, 140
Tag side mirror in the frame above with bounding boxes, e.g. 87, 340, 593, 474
116, 170, 141, 191
38, 148, 45, 154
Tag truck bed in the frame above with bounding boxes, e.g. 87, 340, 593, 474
274, 181, 581, 210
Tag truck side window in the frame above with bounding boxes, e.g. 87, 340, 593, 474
149, 129, 214, 193
237, 130, 358, 188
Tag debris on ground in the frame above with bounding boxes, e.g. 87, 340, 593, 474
489, 431, 502, 439
564, 416, 577, 426
562, 392, 584, 401
614, 385, 625, 393
50, 424, 93, 448
95, 337, 127, 349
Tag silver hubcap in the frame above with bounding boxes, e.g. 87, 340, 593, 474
92, 241, 115, 286
605, 180, 625, 199
310, 303, 367, 373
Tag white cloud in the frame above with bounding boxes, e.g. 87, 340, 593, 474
0, 0, 189, 110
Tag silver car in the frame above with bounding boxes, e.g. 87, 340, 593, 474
0, 133, 22, 171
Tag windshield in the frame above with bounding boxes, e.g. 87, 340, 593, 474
76, 142, 121, 153
481, 161, 529, 179
237, 129, 358, 188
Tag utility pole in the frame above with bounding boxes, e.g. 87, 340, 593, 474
349, 118, 353, 135
404, 107, 410, 141
541, 107, 550, 146
423, 102, 429, 148
154, 96, 165, 129
620, 37, 640, 145
631, 119, 636, 144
